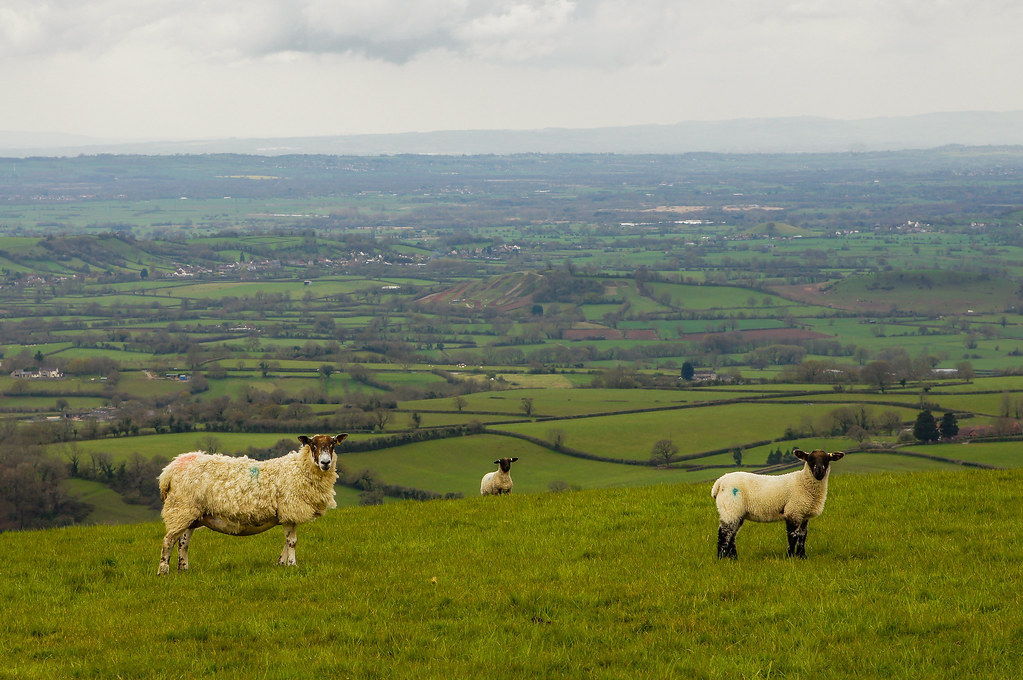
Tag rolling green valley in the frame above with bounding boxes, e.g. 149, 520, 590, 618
2, 148, 1022, 678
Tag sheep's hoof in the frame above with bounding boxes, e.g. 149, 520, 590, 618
157, 565, 170, 576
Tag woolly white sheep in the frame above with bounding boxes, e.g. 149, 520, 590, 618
157, 433, 347, 575
711, 448, 845, 559
480, 457, 518, 496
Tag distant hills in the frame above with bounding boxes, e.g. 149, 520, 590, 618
3, 110, 1023, 157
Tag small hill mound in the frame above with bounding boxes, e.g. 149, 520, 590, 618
417, 270, 604, 311
417, 272, 543, 311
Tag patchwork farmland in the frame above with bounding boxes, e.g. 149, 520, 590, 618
0, 149, 1022, 530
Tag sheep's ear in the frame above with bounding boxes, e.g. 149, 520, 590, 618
829, 451, 846, 461
793, 449, 809, 460
334, 433, 349, 444
493, 459, 501, 465
298, 435, 311, 446
510, 457, 519, 462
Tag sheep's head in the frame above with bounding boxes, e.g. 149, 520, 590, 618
793, 449, 845, 481
299, 433, 348, 471
494, 457, 519, 473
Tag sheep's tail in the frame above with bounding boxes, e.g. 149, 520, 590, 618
711, 477, 723, 500
158, 466, 174, 501
158, 451, 202, 501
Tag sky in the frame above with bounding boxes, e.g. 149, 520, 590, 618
1, 0, 1021, 142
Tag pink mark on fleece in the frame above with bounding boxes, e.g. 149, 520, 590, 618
172, 452, 202, 469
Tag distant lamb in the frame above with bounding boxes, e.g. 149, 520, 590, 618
711, 448, 845, 559
481, 457, 518, 496
157, 433, 347, 575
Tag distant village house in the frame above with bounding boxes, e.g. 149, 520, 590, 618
10, 368, 63, 379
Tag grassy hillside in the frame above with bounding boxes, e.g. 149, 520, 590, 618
793, 270, 1021, 314
62, 479, 161, 524
2, 470, 1019, 678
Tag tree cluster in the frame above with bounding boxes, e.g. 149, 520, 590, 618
0, 441, 90, 531
64, 445, 168, 508
913, 410, 959, 442
785, 405, 904, 441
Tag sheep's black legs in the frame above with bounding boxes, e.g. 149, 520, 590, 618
717, 524, 731, 558
795, 520, 808, 557
786, 519, 809, 558
178, 527, 194, 571
717, 520, 742, 559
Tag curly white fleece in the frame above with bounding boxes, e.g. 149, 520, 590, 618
159, 448, 337, 529
711, 467, 830, 525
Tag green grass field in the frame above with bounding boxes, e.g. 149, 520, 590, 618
63, 478, 161, 524
826, 270, 1021, 314
495, 402, 922, 460
339, 434, 710, 497
1, 470, 1019, 678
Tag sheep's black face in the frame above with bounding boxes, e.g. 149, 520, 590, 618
807, 453, 831, 481
494, 457, 519, 473
300, 433, 348, 472
794, 449, 845, 481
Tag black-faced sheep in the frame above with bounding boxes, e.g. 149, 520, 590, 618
480, 457, 518, 495
711, 448, 845, 559
157, 433, 347, 575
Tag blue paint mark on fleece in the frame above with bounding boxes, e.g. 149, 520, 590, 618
732, 487, 739, 497
249, 466, 259, 481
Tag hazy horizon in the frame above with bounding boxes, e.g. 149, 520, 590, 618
3, 110, 1023, 157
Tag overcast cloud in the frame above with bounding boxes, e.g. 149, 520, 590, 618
1, 0, 1020, 141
